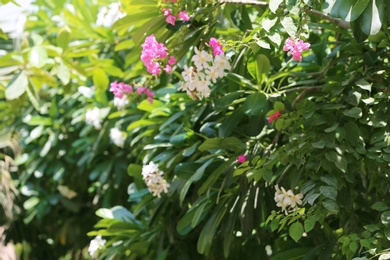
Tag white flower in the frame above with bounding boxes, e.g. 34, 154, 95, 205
265, 245, 273, 256
113, 96, 129, 110
85, 107, 103, 129
192, 47, 212, 70
205, 65, 222, 84
88, 235, 106, 258
214, 54, 231, 74
181, 65, 195, 82
110, 127, 126, 148
78, 86, 95, 98
96, 3, 126, 28
141, 162, 170, 198
274, 185, 303, 214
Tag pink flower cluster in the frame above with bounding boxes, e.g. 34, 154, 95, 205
283, 38, 311, 62
110, 81, 155, 105
163, 9, 190, 26
141, 34, 176, 76
137, 87, 155, 104
110, 81, 133, 99
209, 38, 224, 56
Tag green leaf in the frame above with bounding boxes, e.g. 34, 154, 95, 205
371, 201, 388, 211
360, 0, 384, 36
274, 101, 285, 111
57, 26, 71, 51
219, 108, 244, 137
247, 54, 270, 85
93, 68, 109, 92
242, 92, 267, 116
356, 79, 372, 91
322, 199, 339, 213
0, 28, 7, 40
381, 211, 390, 226
29, 46, 48, 68
325, 151, 347, 173
127, 164, 142, 179
349, 0, 371, 21
320, 186, 337, 201
114, 39, 135, 51
289, 222, 304, 242
5, 71, 28, 100
127, 119, 156, 131
343, 107, 362, 118
57, 61, 70, 85
281, 17, 297, 37
23, 197, 39, 210
304, 215, 316, 232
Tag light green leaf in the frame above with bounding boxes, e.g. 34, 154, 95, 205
93, 68, 109, 92
5, 71, 28, 100
57, 26, 71, 51
269, 0, 283, 13
29, 46, 48, 68
281, 17, 297, 37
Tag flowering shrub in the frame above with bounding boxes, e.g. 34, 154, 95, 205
1, 0, 390, 259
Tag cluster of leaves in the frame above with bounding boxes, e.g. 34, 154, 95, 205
1, 0, 390, 259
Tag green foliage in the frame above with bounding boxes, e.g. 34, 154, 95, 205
1, 0, 390, 259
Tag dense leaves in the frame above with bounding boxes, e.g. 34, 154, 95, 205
0, 0, 390, 259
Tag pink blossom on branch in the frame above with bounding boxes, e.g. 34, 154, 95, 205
163, 8, 171, 16
109, 81, 133, 99
178, 10, 190, 22
268, 110, 282, 123
168, 55, 176, 65
166, 15, 176, 26
283, 38, 310, 62
141, 34, 169, 76
209, 38, 224, 56
137, 87, 155, 104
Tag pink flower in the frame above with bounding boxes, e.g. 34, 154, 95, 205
209, 37, 224, 56
137, 87, 155, 104
237, 154, 246, 163
168, 55, 176, 65
178, 10, 190, 22
164, 64, 172, 74
141, 34, 169, 76
283, 38, 310, 62
166, 15, 176, 26
110, 81, 133, 99
268, 110, 282, 123
163, 8, 171, 16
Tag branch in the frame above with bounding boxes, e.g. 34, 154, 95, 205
219, 0, 350, 29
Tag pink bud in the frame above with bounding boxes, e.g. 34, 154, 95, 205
237, 154, 246, 163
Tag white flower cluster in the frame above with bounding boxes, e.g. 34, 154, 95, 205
96, 3, 126, 28
141, 162, 170, 198
109, 127, 126, 148
179, 47, 231, 100
85, 107, 103, 129
88, 235, 106, 258
274, 185, 303, 214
